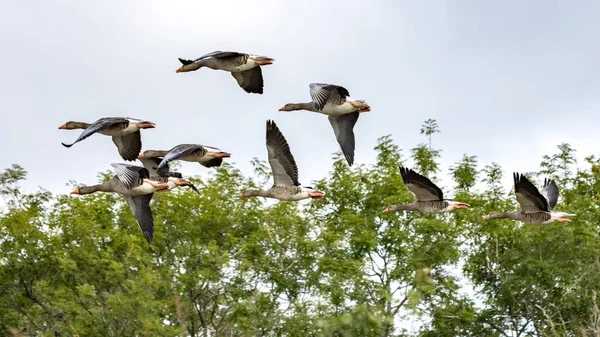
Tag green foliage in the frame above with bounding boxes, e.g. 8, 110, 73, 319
1, 120, 599, 336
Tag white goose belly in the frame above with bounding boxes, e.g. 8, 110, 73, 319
320, 101, 358, 116
227, 59, 258, 73
131, 182, 160, 195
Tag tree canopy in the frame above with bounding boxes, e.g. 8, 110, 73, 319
1, 120, 599, 337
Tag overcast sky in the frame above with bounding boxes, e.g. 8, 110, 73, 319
1, 0, 599, 195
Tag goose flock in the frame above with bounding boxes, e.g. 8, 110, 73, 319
59, 50, 575, 244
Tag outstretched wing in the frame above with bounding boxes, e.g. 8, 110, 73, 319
112, 130, 142, 161
513, 173, 549, 212
398, 167, 443, 201
111, 163, 150, 190
157, 144, 205, 170
231, 66, 264, 94
540, 178, 559, 210
123, 194, 154, 244
266, 120, 299, 186
309, 83, 350, 111
328, 112, 359, 166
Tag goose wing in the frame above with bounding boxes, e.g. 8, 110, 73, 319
266, 120, 299, 186
157, 144, 206, 170
309, 83, 350, 111
513, 173, 549, 212
540, 178, 559, 210
61, 117, 129, 148
399, 167, 443, 201
231, 66, 264, 94
111, 163, 150, 190
123, 193, 154, 244
328, 112, 359, 166
112, 130, 142, 161
138, 157, 173, 177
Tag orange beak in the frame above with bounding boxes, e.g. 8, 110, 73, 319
237, 193, 243, 198
176, 67, 183, 73
138, 153, 146, 159
278, 106, 286, 111
308, 191, 325, 199
71, 187, 80, 194
176, 180, 192, 187
382, 208, 390, 213
482, 215, 491, 220
213, 152, 231, 158
58, 124, 67, 130
454, 204, 469, 209
136, 122, 155, 129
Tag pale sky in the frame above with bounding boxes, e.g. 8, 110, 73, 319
1, 1, 599, 195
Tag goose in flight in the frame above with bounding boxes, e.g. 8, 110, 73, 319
137, 156, 199, 194
138, 144, 231, 170
176, 51, 274, 94
238, 120, 325, 201
278, 83, 370, 166
483, 173, 574, 224
383, 167, 469, 214
59, 117, 155, 161
70, 163, 184, 244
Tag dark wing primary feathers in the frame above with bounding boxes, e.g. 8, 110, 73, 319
309, 83, 350, 111
157, 144, 206, 170
398, 167, 443, 201
138, 157, 171, 177
199, 157, 223, 168
266, 120, 300, 186
513, 172, 549, 212
231, 67, 264, 94
61, 117, 129, 148
123, 194, 154, 244
328, 112, 359, 166
112, 130, 142, 161
194, 51, 244, 62
111, 163, 150, 190
540, 178, 559, 210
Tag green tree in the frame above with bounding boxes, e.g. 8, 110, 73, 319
2, 121, 600, 337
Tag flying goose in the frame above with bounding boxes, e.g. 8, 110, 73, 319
238, 120, 325, 201
383, 167, 469, 214
278, 83, 370, 166
483, 173, 574, 224
176, 51, 274, 94
137, 157, 199, 194
59, 117, 155, 161
70, 163, 181, 244
138, 144, 231, 170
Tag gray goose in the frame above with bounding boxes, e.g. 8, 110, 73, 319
383, 167, 469, 214
70, 163, 176, 244
137, 157, 199, 194
483, 173, 574, 224
278, 83, 370, 166
59, 117, 155, 161
176, 51, 274, 94
138, 144, 231, 170
238, 120, 325, 201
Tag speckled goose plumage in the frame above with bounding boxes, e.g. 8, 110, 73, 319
383, 167, 469, 214
176, 51, 274, 94
483, 173, 574, 224
238, 120, 325, 201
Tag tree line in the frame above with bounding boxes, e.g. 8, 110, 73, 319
1, 120, 599, 337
